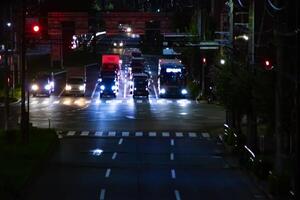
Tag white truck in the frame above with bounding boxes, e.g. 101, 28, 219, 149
65, 67, 86, 96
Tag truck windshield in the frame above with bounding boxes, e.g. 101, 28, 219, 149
68, 78, 84, 84
160, 72, 184, 85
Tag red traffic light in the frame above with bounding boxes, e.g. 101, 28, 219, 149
264, 59, 274, 70
32, 25, 40, 33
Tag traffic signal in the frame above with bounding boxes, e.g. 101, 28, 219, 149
263, 59, 274, 70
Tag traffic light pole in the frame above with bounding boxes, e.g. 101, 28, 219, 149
21, 0, 29, 143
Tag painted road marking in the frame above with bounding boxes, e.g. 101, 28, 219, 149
170, 139, 175, 146
105, 168, 111, 178
171, 169, 176, 179
135, 132, 143, 137
137, 100, 143, 103
149, 132, 156, 137
174, 190, 181, 200
67, 131, 76, 136
112, 152, 117, 160
162, 132, 170, 137
95, 131, 103, 137
80, 131, 89, 136
188, 132, 197, 138
99, 189, 106, 200
118, 138, 123, 145
91, 83, 98, 99
108, 131, 116, 137
202, 132, 210, 138
170, 153, 174, 161
122, 131, 129, 137
175, 132, 183, 137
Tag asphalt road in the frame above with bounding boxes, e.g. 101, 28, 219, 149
25, 133, 266, 200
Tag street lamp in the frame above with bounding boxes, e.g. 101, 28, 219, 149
220, 59, 226, 65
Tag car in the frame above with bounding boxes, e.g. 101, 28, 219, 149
30, 74, 54, 97
112, 41, 125, 48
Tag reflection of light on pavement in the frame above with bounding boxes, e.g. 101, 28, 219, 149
31, 100, 38, 105
95, 99, 101, 105
85, 100, 91, 104
157, 99, 165, 104
74, 98, 88, 107
179, 112, 188, 115
63, 99, 72, 105
42, 99, 49, 105
149, 99, 153, 104
177, 99, 191, 107
91, 148, 103, 156
53, 100, 60, 104
127, 99, 134, 106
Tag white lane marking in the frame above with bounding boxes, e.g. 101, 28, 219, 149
118, 138, 123, 145
202, 132, 210, 138
188, 132, 197, 138
174, 190, 181, 200
80, 131, 89, 136
137, 100, 143, 103
95, 131, 103, 137
149, 132, 156, 137
30, 100, 38, 105
53, 100, 60, 104
108, 131, 116, 137
91, 83, 98, 99
153, 84, 158, 99
170, 153, 174, 161
105, 168, 111, 178
58, 88, 65, 98
122, 131, 129, 137
171, 169, 176, 179
135, 131, 143, 137
162, 132, 170, 137
170, 139, 175, 146
67, 131, 76, 136
99, 189, 106, 200
175, 132, 183, 137
112, 152, 117, 160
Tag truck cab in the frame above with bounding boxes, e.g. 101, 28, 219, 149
99, 73, 119, 98
131, 73, 149, 98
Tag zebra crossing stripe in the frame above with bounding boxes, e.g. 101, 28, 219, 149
175, 132, 183, 137
95, 131, 103, 137
67, 131, 76, 136
80, 131, 89, 136
202, 132, 210, 138
135, 132, 143, 137
188, 132, 197, 138
149, 132, 156, 137
162, 132, 170, 137
108, 131, 116, 137
137, 100, 143, 103
122, 132, 130, 137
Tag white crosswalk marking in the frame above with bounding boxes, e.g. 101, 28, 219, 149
122, 131, 129, 137
162, 132, 170, 137
149, 132, 156, 137
202, 132, 210, 138
135, 131, 143, 137
95, 131, 103, 137
137, 100, 143, 103
67, 131, 76, 136
80, 131, 89, 136
108, 131, 116, 137
188, 132, 197, 138
175, 132, 183, 137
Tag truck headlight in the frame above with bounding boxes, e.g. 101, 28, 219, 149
31, 84, 39, 91
181, 89, 188, 95
65, 85, 72, 91
160, 88, 166, 94
44, 84, 51, 90
100, 85, 105, 90
119, 42, 123, 47
79, 85, 85, 91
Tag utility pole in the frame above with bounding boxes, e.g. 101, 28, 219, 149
21, 0, 29, 143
